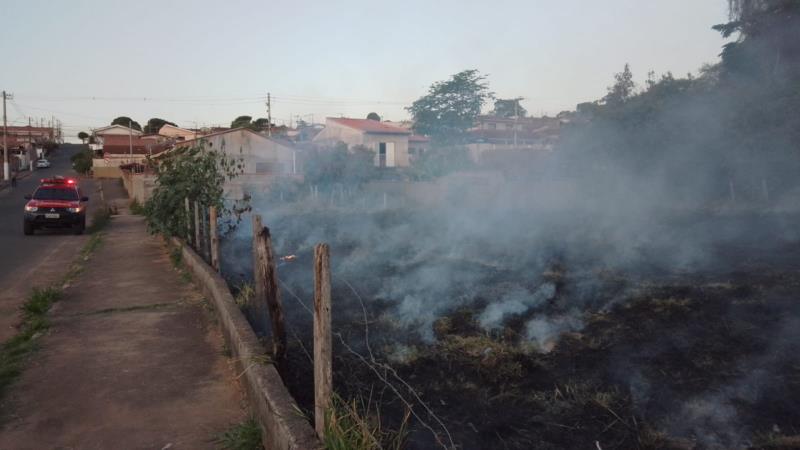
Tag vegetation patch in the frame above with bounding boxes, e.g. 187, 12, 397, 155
86, 206, 112, 234
324, 394, 409, 450
214, 417, 263, 450
0, 287, 62, 399
0, 230, 104, 405
129, 198, 146, 215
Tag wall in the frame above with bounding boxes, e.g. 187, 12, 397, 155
362, 133, 410, 167
181, 130, 298, 200
313, 122, 411, 167
121, 171, 156, 204
175, 239, 321, 450
92, 165, 123, 178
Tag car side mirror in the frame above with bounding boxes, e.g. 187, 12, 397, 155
81, 196, 89, 202
24, 194, 31, 200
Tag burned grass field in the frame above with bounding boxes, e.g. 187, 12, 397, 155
223, 205, 800, 450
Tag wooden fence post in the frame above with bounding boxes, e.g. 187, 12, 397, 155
252, 215, 287, 360
202, 206, 210, 261
209, 206, 219, 271
313, 243, 332, 438
185, 197, 192, 244
194, 201, 202, 251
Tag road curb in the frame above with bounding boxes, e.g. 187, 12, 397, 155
171, 237, 321, 450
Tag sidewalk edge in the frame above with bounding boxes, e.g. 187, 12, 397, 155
172, 237, 321, 450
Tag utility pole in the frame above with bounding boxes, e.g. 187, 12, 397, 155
129, 119, 133, 163
2, 90, 12, 181
266, 92, 272, 137
513, 98, 523, 148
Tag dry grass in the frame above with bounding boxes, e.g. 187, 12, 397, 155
323, 393, 410, 450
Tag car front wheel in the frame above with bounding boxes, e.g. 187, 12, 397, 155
23, 221, 34, 235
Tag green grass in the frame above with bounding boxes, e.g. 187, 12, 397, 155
0, 287, 62, 398
63, 233, 104, 285
215, 418, 263, 450
0, 230, 104, 404
170, 247, 183, 267
129, 199, 146, 216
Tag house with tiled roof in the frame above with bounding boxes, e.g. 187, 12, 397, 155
158, 124, 196, 140
313, 117, 411, 168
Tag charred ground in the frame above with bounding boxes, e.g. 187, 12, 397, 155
222, 207, 800, 450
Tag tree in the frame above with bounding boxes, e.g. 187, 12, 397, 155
77, 131, 89, 143
603, 64, 635, 106
111, 116, 142, 131
70, 148, 93, 174
366, 112, 381, 121
407, 69, 493, 143
144, 143, 244, 237
143, 118, 177, 134
230, 116, 274, 132
251, 118, 272, 131
231, 115, 253, 129
713, 0, 800, 81
491, 98, 527, 118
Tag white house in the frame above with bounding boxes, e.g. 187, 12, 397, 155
171, 128, 300, 198
312, 117, 411, 168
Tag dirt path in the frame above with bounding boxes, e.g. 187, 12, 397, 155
0, 214, 246, 449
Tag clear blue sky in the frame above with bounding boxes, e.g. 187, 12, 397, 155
1, 0, 729, 139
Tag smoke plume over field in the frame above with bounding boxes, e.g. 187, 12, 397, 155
217, 4, 800, 446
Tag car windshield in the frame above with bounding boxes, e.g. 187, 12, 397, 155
33, 188, 78, 201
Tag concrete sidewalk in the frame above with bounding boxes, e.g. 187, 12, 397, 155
0, 214, 246, 449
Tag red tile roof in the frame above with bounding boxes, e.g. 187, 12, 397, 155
328, 118, 411, 135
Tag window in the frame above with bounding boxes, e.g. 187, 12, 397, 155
33, 188, 79, 201
377, 142, 395, 168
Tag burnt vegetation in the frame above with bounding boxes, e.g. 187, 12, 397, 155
219, 2, 800, 449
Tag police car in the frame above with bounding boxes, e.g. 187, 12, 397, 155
23, 177, 88, 235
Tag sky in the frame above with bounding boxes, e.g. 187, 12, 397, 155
1, 0, 729, 140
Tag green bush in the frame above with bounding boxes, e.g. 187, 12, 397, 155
144, 142, 243, 237
70, 148, 93, 175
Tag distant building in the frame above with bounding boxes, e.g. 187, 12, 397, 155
158, 124, 197, 141
466, 115, 561, 162
170, 128, 300, 199
312, 117, 411, 168
0, 126, 55, 147
89, 124, 143, 152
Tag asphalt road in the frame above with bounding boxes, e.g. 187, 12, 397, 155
0, 144, 93, 288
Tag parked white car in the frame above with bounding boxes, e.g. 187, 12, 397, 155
36, 159, 51, 168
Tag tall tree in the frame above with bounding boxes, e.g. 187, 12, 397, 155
251, 118, 272, 131
143, 118, 177, 134
111, 116, 142, 131
407, 69, 493, 142
492, 98, 527, 118
77, 131, 89, 143
366, 112, 381, 121
231, 115, 253, 129
714, 0, 800, 81
603, 64, 635, 106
